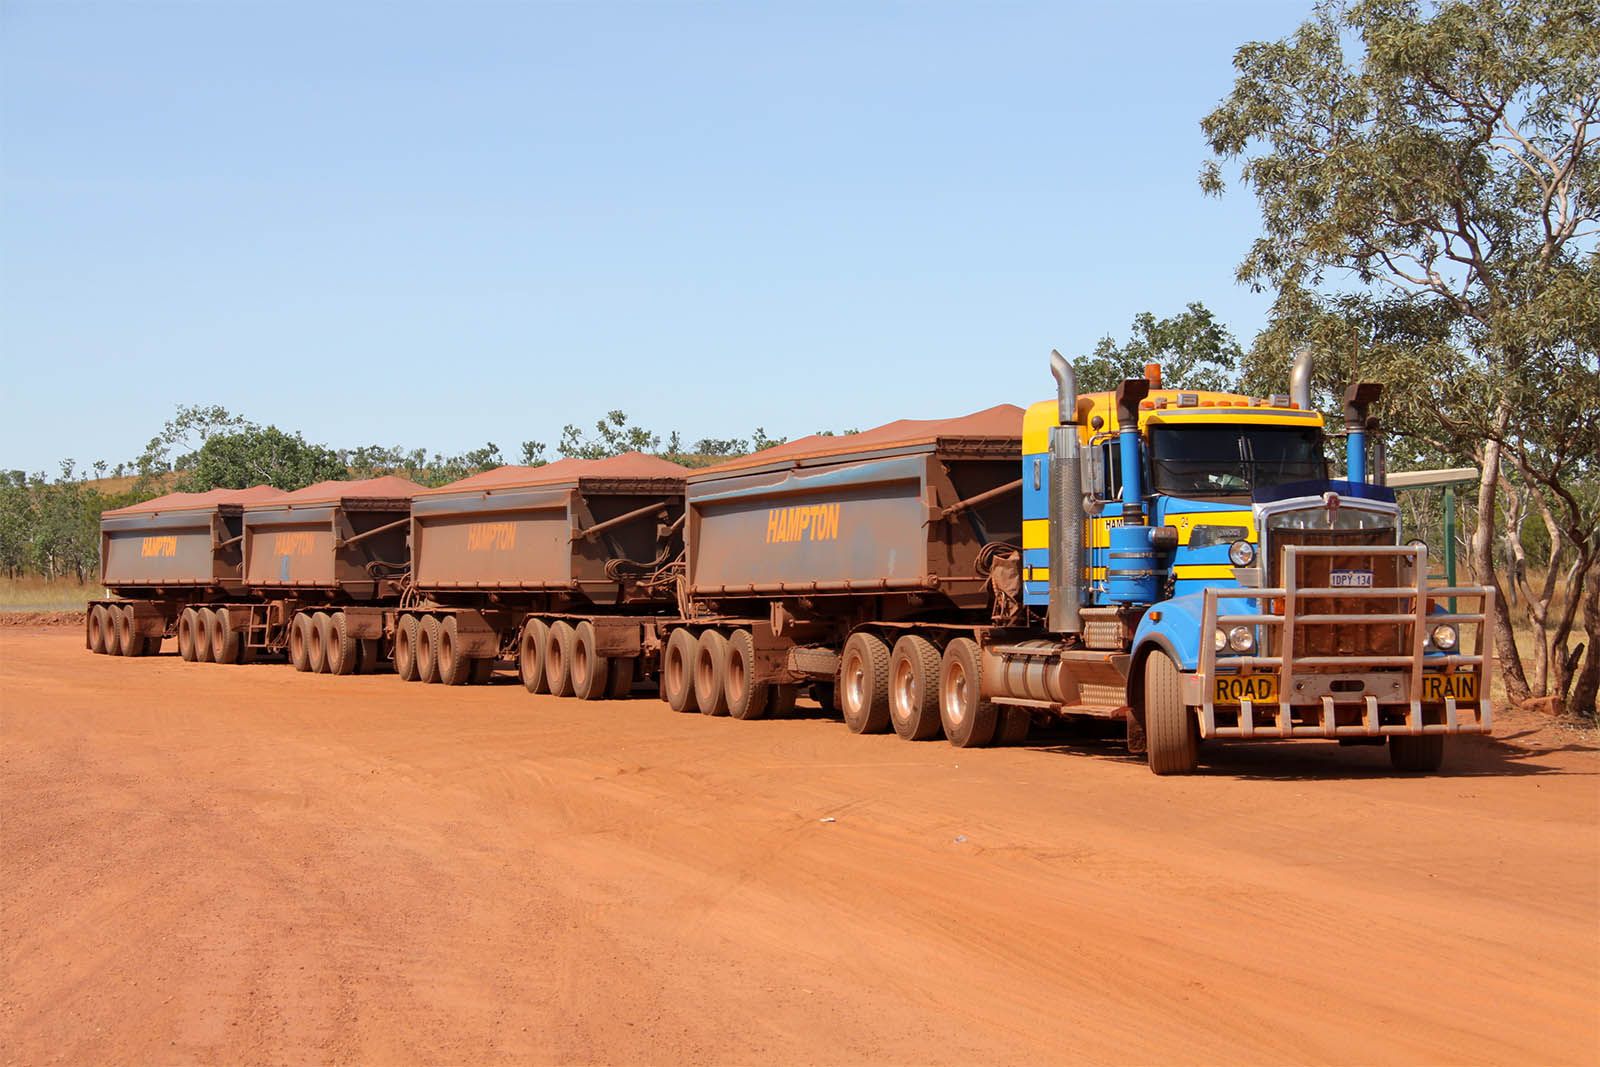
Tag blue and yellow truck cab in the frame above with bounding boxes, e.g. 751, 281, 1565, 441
986, 350, 1493, 774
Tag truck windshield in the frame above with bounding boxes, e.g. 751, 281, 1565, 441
1149, 425, 1325, 497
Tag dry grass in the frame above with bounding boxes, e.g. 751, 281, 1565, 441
0, 577, 105, 613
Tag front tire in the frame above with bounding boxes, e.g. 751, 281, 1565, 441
1143, 652, 1198, 775
1389, 734, 1446, 773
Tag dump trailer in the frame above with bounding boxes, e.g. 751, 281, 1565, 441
184, 475, 426, 674
87, 486, 286, 658
655, 405, 1027, 729
401, 453, 688, 691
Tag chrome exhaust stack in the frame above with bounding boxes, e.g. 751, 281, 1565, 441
1289, 346, 1313, 410
1048, 350, 1083, 635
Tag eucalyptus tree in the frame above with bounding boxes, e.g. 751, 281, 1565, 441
1203, 0, 1599, 713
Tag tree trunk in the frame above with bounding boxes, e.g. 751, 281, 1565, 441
1549, 549, 1593, 715
1572, 566, 1600, 720
1471, 418, 1530, 703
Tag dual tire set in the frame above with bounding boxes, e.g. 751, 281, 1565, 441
393, 613, 496, 687
517, 618, 635, 701
85, 603, 161, 658
831, 632, 1028, 749
286, 610, 382, 677
659, 627, 799, 720
174, 606, 249, 665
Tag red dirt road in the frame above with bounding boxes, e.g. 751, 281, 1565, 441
3, 627, 1597, 1065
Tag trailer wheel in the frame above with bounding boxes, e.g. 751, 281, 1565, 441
284, 613, 308, 671
939, 638, 996, 748
126, 607, 154, 656
545, 621, 577, 697
519, 619, 549, 693
108, 607, 127, 656
417, 615, 443, 684
889, 635, 943, 740
210, 607, 241, 664
394, 615, 420, 682
605, 657, 635, 699
469, 657, 496, 685
725, 630, 769, 720
324, 612, 357, 676
1143, 651, 1198, 775
437, 616, 471, 686
840, 632, 892, 734
1389, 734, 1446, 773
188, 608, 213, 662
111, 605, 140, 657
571, 621, 610, 701
694, 631, 731, 716
768, 684, 799, 718
996, 707, 1032, 745
309, 613, 332, 674
662, 629, 699, 713
89, 605, 110, 654
175, 609, 194, 661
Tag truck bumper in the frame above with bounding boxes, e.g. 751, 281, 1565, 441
1192, 544, 1495, 741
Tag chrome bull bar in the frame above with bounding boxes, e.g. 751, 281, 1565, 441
1192, 545, 1495, 740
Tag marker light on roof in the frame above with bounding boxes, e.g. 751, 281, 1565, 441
1178, 393, 1199, 407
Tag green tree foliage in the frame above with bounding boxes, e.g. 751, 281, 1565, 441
1203, 0, 1600, 715
1077, 303, 1245, 394
180, 426, 348, 492
0, 462, 128, 581
557, 411, 661, 459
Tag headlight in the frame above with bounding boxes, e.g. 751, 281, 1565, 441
1228, 625, 1255, 653
1214, 628, 1228, 653
1431, 623, 1459, 651
1228, 540, 1256, 567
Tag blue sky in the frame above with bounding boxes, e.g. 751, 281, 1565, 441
1, 1, 1305, 474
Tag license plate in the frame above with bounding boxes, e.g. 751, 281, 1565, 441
1420, 672, 1477, 702
1330, 569, 1374, 587
1214, 673, 1279, 705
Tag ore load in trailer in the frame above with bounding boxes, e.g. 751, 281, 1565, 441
659, 404, 1028, 732
88, 485, 286, 658
401, 452, 689, 691
229, 475, 424, 673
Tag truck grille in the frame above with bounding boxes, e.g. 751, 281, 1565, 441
1269, 529, 1406, 661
